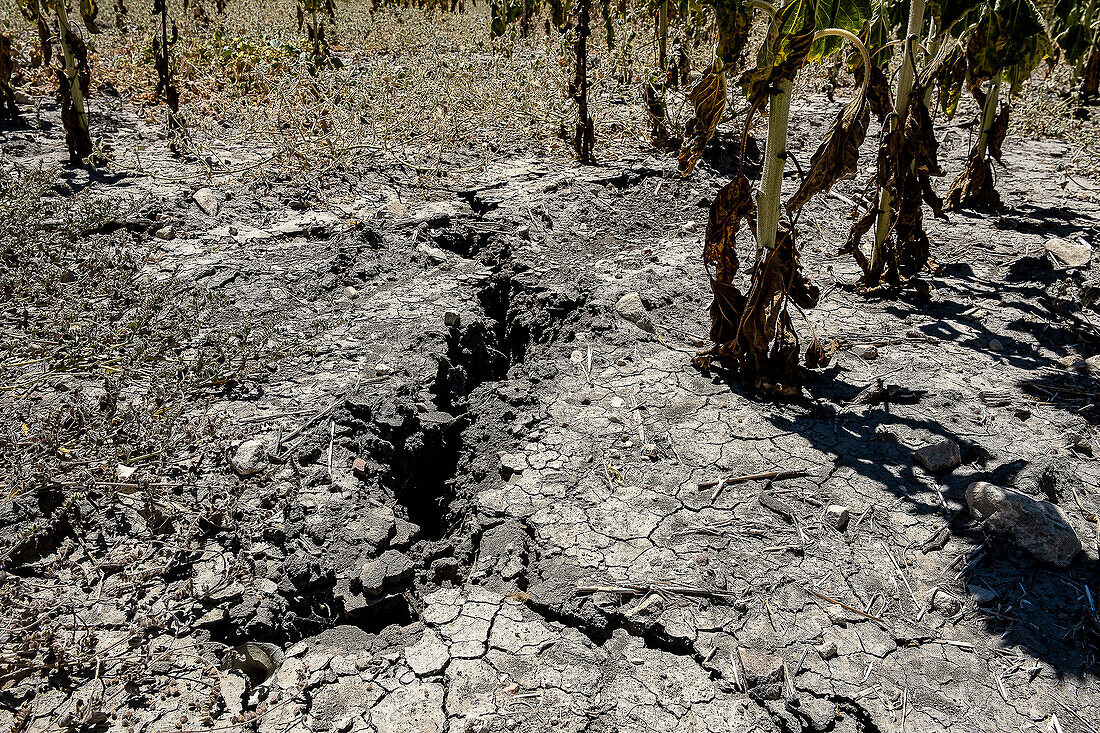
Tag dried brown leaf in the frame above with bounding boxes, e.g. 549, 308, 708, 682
866, 65, 892, 122
805, 337, 839, 369
0, 34, 17, 120
787, 96, 869, 212
678, 62, 726, 176
903, 93, 943, 177
840, 205, 876, 277
704, 174, 753, 282
703, 175, 753, 345
986, 104, 1009, 164
643, 82, 670, 148
946, 151, 1000, 211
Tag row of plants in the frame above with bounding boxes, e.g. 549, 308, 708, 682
0, 0, 1094, 396
491, 0, 1089, 393
1, 0, 351, 159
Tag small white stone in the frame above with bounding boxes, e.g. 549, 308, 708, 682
1044, 237, 1092, 268
193, 187, 221, 216
375, 363, 393, 376
614, 292, 655, 334
826, 505, 850, 531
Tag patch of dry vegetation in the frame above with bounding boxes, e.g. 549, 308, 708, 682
0, 165, 288, 525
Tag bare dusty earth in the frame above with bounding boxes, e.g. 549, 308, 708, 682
2, 81, 1100, 733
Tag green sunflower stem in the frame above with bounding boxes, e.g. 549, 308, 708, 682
870, 0, 926, 274
756, 78, 792, 252
976, 73, 1001, 160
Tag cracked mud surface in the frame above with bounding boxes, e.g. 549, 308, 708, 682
2, 88, 1100, 733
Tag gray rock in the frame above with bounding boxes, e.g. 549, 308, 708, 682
193, 187, 221, 216
826, 505, 850, 531
417, 243, 449, 264
444, 310, 462, 327
614, 292, 655, 334
154, 224, 176, 240
738, 648, 783, 687
230, 436, 274, 475
1063, 424, 1094, 454
392, 518, 420, 548
966, 482, 1082, 567
359, 550, 414, 595
1044, 237, 1092, 268
931, 589, 962, 616
1059, 354, 1085, 371
914, 439, 961, 474
967, 584, 998, 605
861, 345, 879, 360
799, 696, 837, 732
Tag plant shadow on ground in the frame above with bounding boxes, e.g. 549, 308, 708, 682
897, 254, 1100, 424
698, 132, 763, 182
701, 212, 1100, 677
755, 375, 1100, 679
843, 237, 1100, 674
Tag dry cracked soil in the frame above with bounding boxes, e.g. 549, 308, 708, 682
2, 79, 1100, 733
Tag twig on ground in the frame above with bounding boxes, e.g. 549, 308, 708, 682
805, 587, 888, 626
881, 541, 921, 620
576, 581, 737, 601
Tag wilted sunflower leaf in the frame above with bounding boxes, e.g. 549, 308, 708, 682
703, 175, 753, 345
80, 0, 101, 32
805, 337, 839, 369
936, 0, 982, 35
931, 46, 966, 119
865, 65, 892, 122
713, 0, 752, 64
903, 92, 943, 177
678, 61, 726, 176
741, 0, 816, 107
704, 174, 753, 282
738, 226, 816, 388
986, 104, 1009, 163
0, 35, 17, 120
946, 147, 1000, 211
841, 205, 876, 276
787, 95, 869, 212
